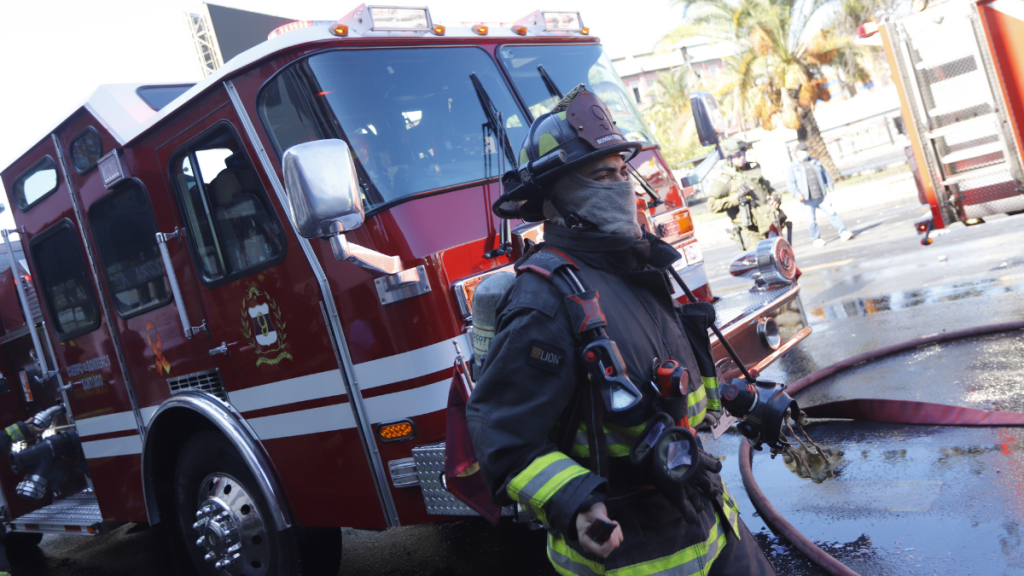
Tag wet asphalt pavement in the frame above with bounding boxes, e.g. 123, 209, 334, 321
21, 175, 1024, 575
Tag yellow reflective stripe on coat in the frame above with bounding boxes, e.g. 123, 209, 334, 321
507, 452, 590, 526
4, 424, 23, 443
686, 385, 707, 429
702, 376, 721, 411
570, 419, 650, 459
721, 484, 742, 538
547, 516, 727, 576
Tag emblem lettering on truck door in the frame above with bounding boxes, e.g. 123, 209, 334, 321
240, 281, 292, 367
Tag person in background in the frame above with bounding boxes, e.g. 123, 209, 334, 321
708, 138, 784, 251
786, 142, 853, 247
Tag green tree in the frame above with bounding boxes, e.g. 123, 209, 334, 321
663, 0, 868, 179
643, 67, 712, 167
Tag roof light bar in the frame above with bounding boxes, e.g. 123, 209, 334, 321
543, 11, 584, 31
369, 6, 432, 30
337, 4, 434, 36
268, 20, 337, 40
512, 10, 588, 35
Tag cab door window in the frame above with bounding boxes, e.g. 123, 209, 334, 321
170, 124, 286, 284
30, 221, 101, 339
88, 180, 171, 317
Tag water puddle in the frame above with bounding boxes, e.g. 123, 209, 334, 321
808, 276, 1024, 324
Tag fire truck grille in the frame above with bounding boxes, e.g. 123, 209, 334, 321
167, 369, 227, 401
407, 443, 514, 517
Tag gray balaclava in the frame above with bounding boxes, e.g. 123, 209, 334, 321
542, 171, 642, 238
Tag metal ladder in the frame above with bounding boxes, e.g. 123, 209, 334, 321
895, 0, 1024, 221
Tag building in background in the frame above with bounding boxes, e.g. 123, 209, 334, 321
612, 37, 736, 107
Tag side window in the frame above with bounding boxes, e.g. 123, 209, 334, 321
89, 181, 171, 317
30, 221, 101, 339
258, 69, 323, 156
13, 156, 59, 211
171, 124, 286, 284
70, 127, 103, 174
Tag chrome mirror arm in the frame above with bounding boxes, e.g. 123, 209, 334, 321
329, 230, 402, 277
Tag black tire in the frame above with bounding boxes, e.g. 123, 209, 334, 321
175, 431, 299, 576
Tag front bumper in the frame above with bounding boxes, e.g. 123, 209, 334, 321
710, 283, 809, 381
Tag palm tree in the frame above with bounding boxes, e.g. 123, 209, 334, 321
644, 68, 711, 166
662, 0, 867, 179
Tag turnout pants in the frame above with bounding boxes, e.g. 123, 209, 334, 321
546, 492, 776, 575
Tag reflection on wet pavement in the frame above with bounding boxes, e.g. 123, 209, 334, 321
808, 275, 1024, 324
704, 333, 1024, 575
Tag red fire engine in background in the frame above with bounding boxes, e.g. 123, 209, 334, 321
0, 5, 807, 573
879, 0, 1024, 244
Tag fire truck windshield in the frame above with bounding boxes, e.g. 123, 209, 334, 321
497, 44, 656, 146
267, 47, 529, 207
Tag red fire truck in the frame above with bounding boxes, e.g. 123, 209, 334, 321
880, 0, 1024, 244
0, 5, 808, 573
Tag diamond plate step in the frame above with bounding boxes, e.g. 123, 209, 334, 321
9, 490, 104, 535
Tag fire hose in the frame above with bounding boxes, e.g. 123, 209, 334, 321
737, 318, 1024, 576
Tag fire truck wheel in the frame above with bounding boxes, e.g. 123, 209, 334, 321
175, 431, 299, 576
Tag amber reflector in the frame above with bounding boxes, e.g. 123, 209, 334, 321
433, 25, 446, 35
378, 421, 415, 442
512, 25, 528, 35
332, 24, 349, 37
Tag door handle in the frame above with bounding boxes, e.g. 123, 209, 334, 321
156, 229, 202, 340
209, 342, 229, 356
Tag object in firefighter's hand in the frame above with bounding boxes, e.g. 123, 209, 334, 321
585, 518, 617, 545
711, 411, 738, 440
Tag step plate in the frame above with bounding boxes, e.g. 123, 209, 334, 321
9, 491, 103, 535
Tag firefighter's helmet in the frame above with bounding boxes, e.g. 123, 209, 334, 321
492, 85, 642, 221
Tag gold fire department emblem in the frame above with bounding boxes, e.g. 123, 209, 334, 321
240, 281, 293, 367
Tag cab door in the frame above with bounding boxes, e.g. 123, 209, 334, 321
1, 137, 141, 520
56, 114, 231, 432
150, 95, 384, 528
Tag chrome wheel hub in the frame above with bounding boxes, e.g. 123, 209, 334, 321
191, 474, 269, 575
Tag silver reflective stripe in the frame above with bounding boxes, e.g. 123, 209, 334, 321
517, 457, 581, 505
547, 534, 605, 576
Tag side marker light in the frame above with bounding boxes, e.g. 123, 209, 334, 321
581, 27, 590, 35
378, 420, 416, 442
473, 24, 488, 35
433, 25, 445, 35
332, 24, 349, 37
512, 25, 528, 35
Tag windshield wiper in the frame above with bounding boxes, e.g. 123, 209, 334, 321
469, 73, 515, 258
537, 64, 564, 100
469, 73, 516, 166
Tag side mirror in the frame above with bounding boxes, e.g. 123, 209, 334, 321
690, 91, 725, 147
282, 139, 365, 238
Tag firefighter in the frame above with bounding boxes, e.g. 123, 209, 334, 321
467, 86, 776, 575
0, 408, 54, 576
707, 138, 783, 251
